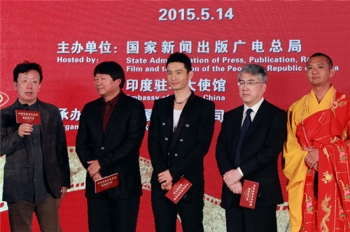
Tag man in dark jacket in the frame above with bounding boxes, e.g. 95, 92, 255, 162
0, 61, 70, 232
148, 52, 215, 232
216, 64, 286, 232
76, 61, 146, 232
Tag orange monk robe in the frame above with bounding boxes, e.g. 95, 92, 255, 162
283, 86, 335, 232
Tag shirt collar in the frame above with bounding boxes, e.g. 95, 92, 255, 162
243, 97, 264, 114
102, 92, 121, 107
18, 99, 39, 110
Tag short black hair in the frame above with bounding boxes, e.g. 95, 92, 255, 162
166, 52, 192, 73
94, 61, 125, 89
308, 53, 333, 68
13, 61, 43, 83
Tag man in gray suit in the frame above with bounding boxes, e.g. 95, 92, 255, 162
0, 61, 70, 232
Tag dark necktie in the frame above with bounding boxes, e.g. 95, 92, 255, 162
235, 109, 253, 166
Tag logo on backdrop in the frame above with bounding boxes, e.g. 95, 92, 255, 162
0, 92, 10, 108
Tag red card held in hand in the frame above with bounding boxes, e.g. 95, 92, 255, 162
165, 177, 192, 204
94, 173, 119, 193
239, 180, 259, 209
15, 110, 41, 124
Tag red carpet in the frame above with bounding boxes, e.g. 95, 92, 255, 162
0, 189, 183, 232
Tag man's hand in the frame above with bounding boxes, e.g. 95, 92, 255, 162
304, 148, 319, 170
158, 170, 173, 190
223, 169, 242, 187
18, 123, 33, 137
87, 160, 101, 177
61, 187, 68, 199
92, 172, 102, 181
161, 181, 173, 191
228, 182, 242, 194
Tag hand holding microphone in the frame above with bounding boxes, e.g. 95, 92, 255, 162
17, 104, 34, 137
18, 123, 33, 137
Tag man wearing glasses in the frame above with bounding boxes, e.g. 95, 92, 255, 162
216, 64, 286, 231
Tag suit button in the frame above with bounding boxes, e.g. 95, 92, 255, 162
101, 147, 105, 150
174, 154, 178, 157
180, 139, 183, 142
165, 137, 168, 141
186, 124, 190, 127
167, 153, 170, 156
162, 122, 166, 126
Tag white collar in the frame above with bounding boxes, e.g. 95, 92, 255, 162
243, 97, 264, 114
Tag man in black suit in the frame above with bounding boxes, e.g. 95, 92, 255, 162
148, 52, 215, 232
216, 64, 286, 232
0, 61, 70, 232
76, 61, 146, 232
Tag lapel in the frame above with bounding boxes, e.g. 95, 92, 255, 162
231, 106, 244, 146
8, 100, 21, 129
165, 95, 174, 132
92, 98, 104, 139
245, 100, 269, 139
11, 100, 21, 120
103, 92, 126, 141
37, 100, 51, 150
170, 93, 195, 150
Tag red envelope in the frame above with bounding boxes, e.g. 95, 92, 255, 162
165, 177, 192, 204
94, 173, 119, 193
239, 180, 259, 209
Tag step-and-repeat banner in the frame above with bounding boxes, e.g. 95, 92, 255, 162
1, 1, 349, 231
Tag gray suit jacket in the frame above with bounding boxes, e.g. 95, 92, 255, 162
0, 99, 70, 203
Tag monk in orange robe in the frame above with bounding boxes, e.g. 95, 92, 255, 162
284, 53, 350, 232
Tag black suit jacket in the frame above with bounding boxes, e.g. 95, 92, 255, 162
76, 92, 146, 198
148, 93, 215, 201
216, 100, 286, 209
0, 99, 70, 203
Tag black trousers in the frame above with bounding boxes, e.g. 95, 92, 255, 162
151, 192, 204, 232
225, 204, 277, 232
87, 194, 140, 232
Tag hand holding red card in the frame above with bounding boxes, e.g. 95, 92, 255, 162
165, 177, 192, 204
239, 180, 259, 209
94, 173, 119, 193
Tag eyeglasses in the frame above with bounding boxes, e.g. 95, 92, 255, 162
237, 80, 264, 87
